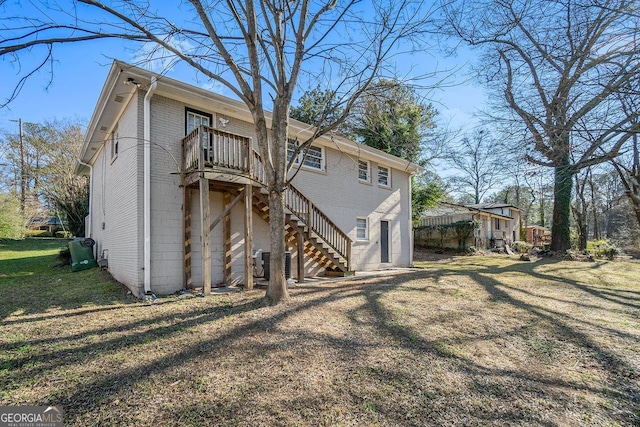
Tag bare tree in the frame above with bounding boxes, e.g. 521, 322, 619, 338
572, 167, 593, 251
443, 0, 640, 251
609, 90, 640, 230
445, 129, 503, 204
38, 120, 90, 237
1, 0, 437, 304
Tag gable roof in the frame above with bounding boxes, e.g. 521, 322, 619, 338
465, 203, 520, 211
29, 217, 64, 226
78, 60, 423, 176
422, 201, 516, 220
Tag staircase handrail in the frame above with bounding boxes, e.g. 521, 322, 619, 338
181, 128, 352, 271
251, 150, 352, 270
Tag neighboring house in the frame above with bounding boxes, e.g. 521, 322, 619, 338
28, 217, 64, 233
525, 225, 550, 248
415, 202, 521, 249
76, 60, 421, 297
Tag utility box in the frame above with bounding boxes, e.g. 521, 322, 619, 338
261, 251, 291, 281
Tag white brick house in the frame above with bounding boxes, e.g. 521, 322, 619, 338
77, 60, 421, 297
415, 202, 521, 250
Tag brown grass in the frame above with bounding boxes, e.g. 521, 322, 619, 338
1, 250, 639, 426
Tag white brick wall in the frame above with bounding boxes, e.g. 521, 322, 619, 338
148, 96, 188, 294
93, 93, 413, 295
286, 148, 413, 271
90, 92, 144, 295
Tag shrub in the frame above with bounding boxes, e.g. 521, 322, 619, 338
465, 246, 478, 255
57, 247, 72, 265
55, 230, 73, 239
513, 241, 532, 254
588, 240, 619, 260
24, 230, 52, 238
0, 193, 23, 239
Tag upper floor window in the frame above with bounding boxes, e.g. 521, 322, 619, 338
110, 128, 118, 161
287, 140, 297, 164
302, 146, 323, 170
287, 140, 324, 171
185, 107, 213, 135
358, 160, 370, 182
378, 166, 390, 187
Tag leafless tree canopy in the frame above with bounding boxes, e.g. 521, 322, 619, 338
443, 0, 640, 251
445, 129, 504, 204
1, 0, 437, 303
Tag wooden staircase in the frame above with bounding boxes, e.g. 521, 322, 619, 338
182, 125, 353, 278
248, 187, 351, 275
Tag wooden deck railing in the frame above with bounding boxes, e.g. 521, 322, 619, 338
181, 125, 252, 173
283, 184, 352, 270
182, 125, 352, 271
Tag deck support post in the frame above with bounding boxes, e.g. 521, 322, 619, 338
244, 185, 253, 290
223, 192, 232, 285
183, 186, 192, 288
297, 227, 305, 283
199, 176, 211, 296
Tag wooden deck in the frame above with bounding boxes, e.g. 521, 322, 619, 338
180, 125, 353, 294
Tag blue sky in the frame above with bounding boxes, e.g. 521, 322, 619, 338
0, 1, 486, 137
0, 50, 486, 136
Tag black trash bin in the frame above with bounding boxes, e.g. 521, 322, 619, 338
262, 251, 291, 280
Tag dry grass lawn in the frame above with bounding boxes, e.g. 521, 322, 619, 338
1, 240, 639, 426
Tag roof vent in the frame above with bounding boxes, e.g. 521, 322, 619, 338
114, 95, 124, 103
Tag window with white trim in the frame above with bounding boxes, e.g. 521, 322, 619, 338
287, 140, 325, 171
302, 146, 323, 170
358, 160, 370, 182
186, 108, 211, 134
287, 140, 298, 164
378, 166, 390, 187
110, 129, 118, 161
356, 217, 368, 241
495, 218, 501, 230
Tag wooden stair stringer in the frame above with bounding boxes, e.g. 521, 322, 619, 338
248, 187, 349, 274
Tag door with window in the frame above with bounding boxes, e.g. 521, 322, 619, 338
186, 109, 211, 134
380, 220, 390, 263
186, 108, 212, 163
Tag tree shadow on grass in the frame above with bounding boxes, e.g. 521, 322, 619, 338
443, 261, 639, 425
3, 262, 639, 426
324, 263, 639, 425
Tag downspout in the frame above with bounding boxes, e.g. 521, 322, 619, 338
408, 174, 414, 267
143, 77, 158, 294
77, 159, 93, 239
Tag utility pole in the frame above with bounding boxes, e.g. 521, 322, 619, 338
9, 118, 25, 213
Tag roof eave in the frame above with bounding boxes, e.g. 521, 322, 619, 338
77, 60, 424, 175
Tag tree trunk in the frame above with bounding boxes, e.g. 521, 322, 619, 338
262, 99, 291, 306
264, 188, 290, 305
550, 160, 574, 252
573, 173, 589, 251
574, 210, 588, 251
589, 179, 599, 240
